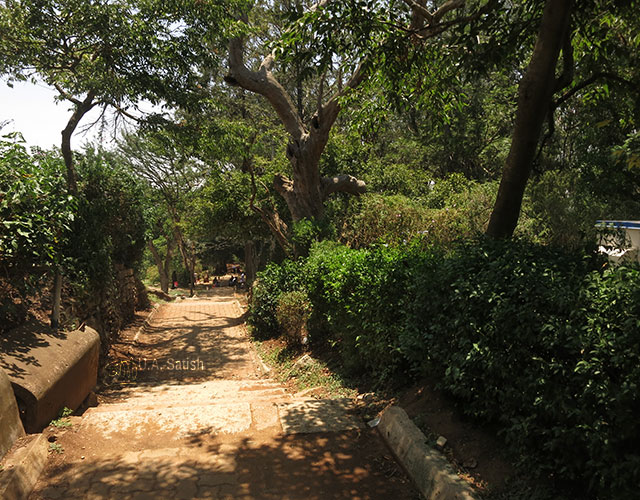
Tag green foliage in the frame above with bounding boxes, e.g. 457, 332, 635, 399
48, 442, 64, 454
424, 173, 469, 209
0, 135, 148, 337
0, 135, 75, 271
248, 259, 306, 340
276, 290, 311, 347
66, 149, 147, 285
613, 130, 640, 171
291, 217, 335, 257
249, 237, 640, 497
49, 406, 73, 428
525, 170, 604, 250
340, 181, 497, 249
340, 194, 430, 248
0, 0, 241, 111
303, 241, 411, 378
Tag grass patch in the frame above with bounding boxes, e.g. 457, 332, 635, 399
254, 339, 356, 399
49, 407, 73, 428
48, 443, 64, 454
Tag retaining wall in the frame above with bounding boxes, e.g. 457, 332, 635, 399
0, 326, 100, 433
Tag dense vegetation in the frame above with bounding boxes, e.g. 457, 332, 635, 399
0, 135, 147, 350
249, 238, 640, 498
1, 1, 639, 497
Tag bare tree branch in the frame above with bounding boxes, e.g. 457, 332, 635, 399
248, 164, 293, 256
53, 82, 81, 106
226, 32, 306, 141
403, 0, 465, 24
554, 72, 637, 108
321, 174, 367, 199
319, 62, 368, 132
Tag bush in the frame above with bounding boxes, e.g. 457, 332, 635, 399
340, 194, 430, 248
0, 136, 75, 273
248, 236, 640, 497
67, 149, 147, 284
303, 241, 411, 378
276, 290, 311, 347
248, 259, 306, 339
0, 137, 148, 344
339, 181, 497, 249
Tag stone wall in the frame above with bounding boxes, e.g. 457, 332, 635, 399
0, 367, 25, 459
81, 266, 149, 362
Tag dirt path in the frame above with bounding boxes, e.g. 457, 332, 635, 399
30, 288, 419, 499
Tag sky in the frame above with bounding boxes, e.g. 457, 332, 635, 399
0, 79, 117, 150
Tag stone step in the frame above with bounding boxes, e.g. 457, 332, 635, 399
80, 402, 258, 443
90, 380, 292, 412
77, 398, 362, 448
32, 425, 398, 500
33, 444, 254, 499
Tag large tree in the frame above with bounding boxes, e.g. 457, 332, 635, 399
223, 0, 497, 249
0, 0, 235, 192
0, 0, 238, 321
224, 4, 366, 235
288, 1, 639, 240
486, 0, 640, 237
116, 129, 208, 296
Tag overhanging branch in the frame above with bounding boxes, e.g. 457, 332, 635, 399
321, 174, 366, 199
226, 28, 306, 141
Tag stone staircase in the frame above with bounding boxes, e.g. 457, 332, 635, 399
29, 297, 417, 500
74, 378, 361, 448
30, 377, 366, 500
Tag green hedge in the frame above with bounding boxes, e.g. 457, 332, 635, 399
247, 237, 640, 498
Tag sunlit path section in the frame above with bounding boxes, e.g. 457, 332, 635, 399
30, 287, 418, 500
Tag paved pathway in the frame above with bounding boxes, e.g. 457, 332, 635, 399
30, 289, 419, 499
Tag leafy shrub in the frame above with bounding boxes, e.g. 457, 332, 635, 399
0, 137, 148, 342
402, 238, 639, 497
248, 236, 640, 497
303, 241, 411, 378
340, 181, 497, 249
340, 194, 430, 248
248, 259, 306, 339
276, 290, 311, 347
424, 172, 471, 209
566, 266, 640, 496
67, 149, 147, 284
0, 135, 75, 272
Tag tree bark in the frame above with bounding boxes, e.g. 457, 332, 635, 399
163, 238, 174, 291
225, 13, 367, 226
486, 0, 573, 238
50, 267, 62, 330
244, 240, 257, 285
60, 91, 96, 194
49, 91, 96, 328
147, 239, 174, 293
172, 223, 195, 297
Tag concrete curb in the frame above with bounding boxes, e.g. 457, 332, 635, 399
2, 327, 100, 432
0, 434, 48, 500
377, 406, 476, 500
134, 304, 160, 343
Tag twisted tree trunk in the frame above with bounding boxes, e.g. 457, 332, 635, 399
225, 11, 366, 242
